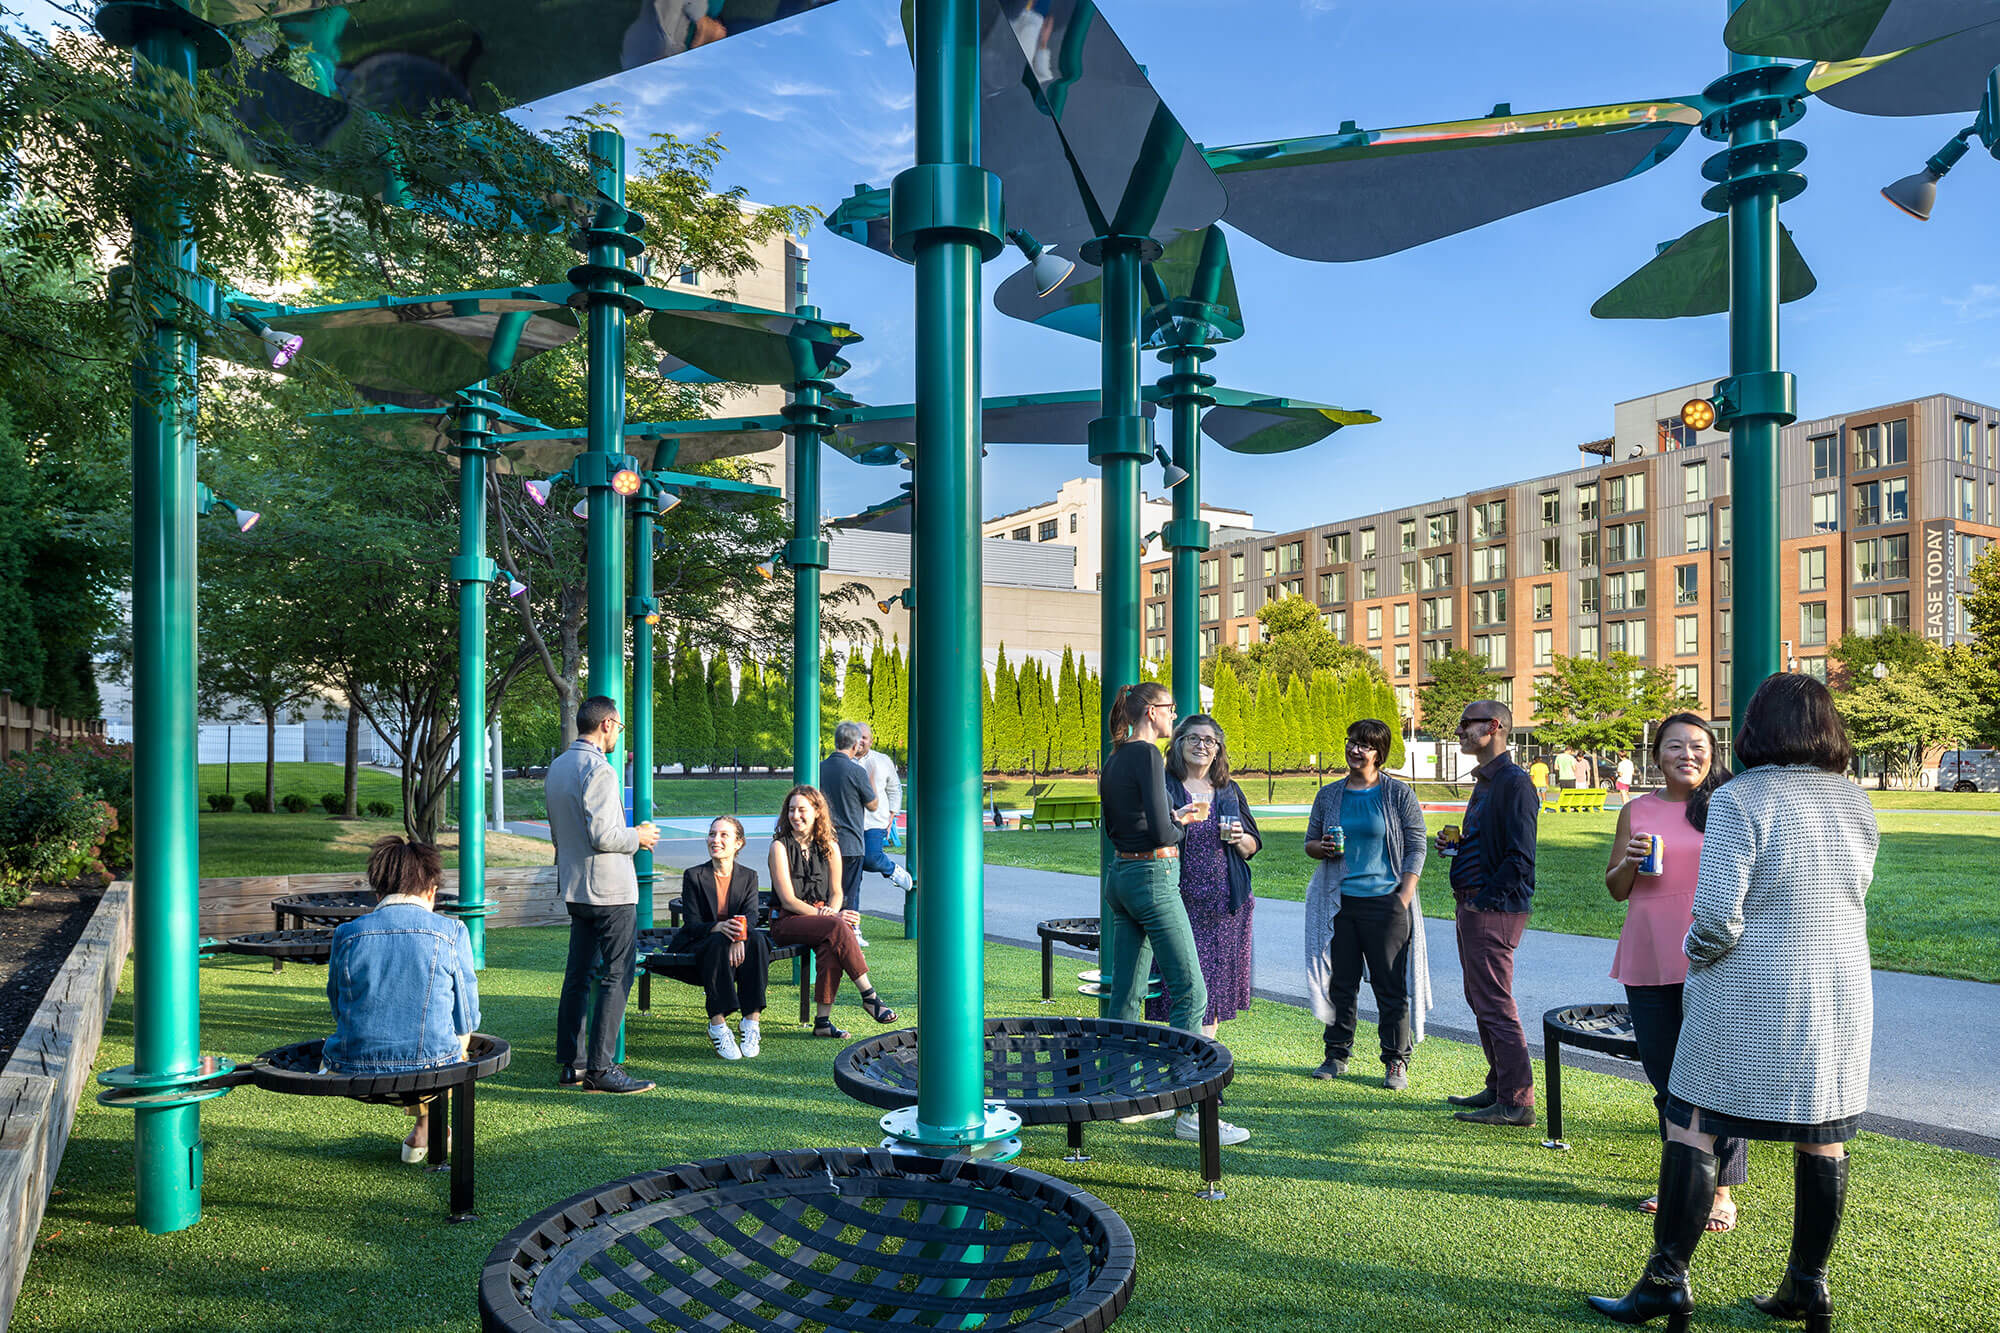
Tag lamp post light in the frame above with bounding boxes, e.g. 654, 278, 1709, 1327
195, 484, 259, 532
1882, 66, 2000, 219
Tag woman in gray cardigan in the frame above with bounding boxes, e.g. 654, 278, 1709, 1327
1303, 718, 1431, 1088
1590, 675, 1874, 1333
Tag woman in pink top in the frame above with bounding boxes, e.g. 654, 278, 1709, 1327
1605, 713, 1747, 1233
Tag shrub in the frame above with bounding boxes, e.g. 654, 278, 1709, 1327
320, 792, 344, 815
365, 799, 395, 818
243, 791, 271, 813
280, 793, 310, 813
0, 756, 118, 904
16, 737, 134, 875
207, 793, 237, 812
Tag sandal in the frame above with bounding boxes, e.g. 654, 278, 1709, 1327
812, 1016, 851, 1039
859, 989, 898, 1024
1638, 1194, 1659, 1214
1706, 1197, 1739, 1234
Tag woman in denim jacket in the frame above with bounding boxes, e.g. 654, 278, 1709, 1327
324, 836, 481, 1162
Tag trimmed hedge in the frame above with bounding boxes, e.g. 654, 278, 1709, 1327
207, 793, 237, 812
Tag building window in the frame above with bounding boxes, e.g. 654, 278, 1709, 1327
1471, 545, 1507, 582
1855, 535, 1909, 583
1684, 511, 1710, 553
1393, 602, 1411, 637
1604, 521, 1646, 564
1421, 553, 1455, 589
1799, 656, 1828, 683
1533, 584, 1554, 621
1958, 475, 1978, 521
1359, 526, 1376, 559
1810, 490, 1839, 533
1145, 602, 1165, 629
1422, 637, 1450, 666
1429, 510, 1461, 545
1069, 512, 1079, 533
1394, 643, 1411, 676
1281, 577, 1304, 600
1853, 418, 1908, 470
1541, 490, 1561, 526
1150, 569, 1167, 596
1676, 664, 1699, 699
1533, 628, 1554, 666
1323, 532, 1351, 564
1606, 618, 1646, 655
1990, 421, 1999, 468
1469, 501, 1505, 541
1675, 564, 1700, 605
1607, 471, 1646, 515
1236, 625, 1250, 650
1540, 536, 1561, 573
1658, 416, 1698, 451
1579, 576, 1600, 615
1472, 588, 1508, 625
1328, 610, 1348, 640
1884, 476, 1908, 523
1718, 608, 1732, 655
1279, 540, 1304, 573
1199, 592, 1219, 621
1037, 519, 1058, 541
677, 265, 700, 285
1799, 602, 1827, 647
1578, 530, 1598, 566
1201, 557, 1218, 587
1400, 560, 1419, 595
1578, 625, 1601, 660
1261, 583, 1277, 606
1717, 506, 1731, 548
1683, 460, 1708, 503
1604, 569, 1647, 612
1201, 627, 1218, 654
1421, 596, 1454, 633
1956, 416, 1980, 462
1318, 570, 1347, 603
1799, 547, 1826, 592
1399, 518, 1418, 552
1230, 552, 1245, 582
1230, 589, 1246, 617
1011, 526, 1031, 541
1261, 547, 1277, 577
1675, 615, 1699, 656
1360, 567, 1378, 598
1366, 607, 1383, 640
1854, 590, 1911, 635
1810, 433, 1838, 480
1577, 482, 1598, 522
1472, 633, 1507, 668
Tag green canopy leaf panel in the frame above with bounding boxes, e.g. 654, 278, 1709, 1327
498, 416, 788, 478
308, 400, 550, 454
1159, 388, 1380, 455
1591, 217, 1817, 319
646, 300, 862, 386
1723, 0, 1982, 60
995, 224, 1243, 347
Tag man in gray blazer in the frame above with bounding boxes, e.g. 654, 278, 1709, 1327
548, 695, 659, 1093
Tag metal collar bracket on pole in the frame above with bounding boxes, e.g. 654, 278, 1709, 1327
1080, 233, 1164, 265
1711, 371, 1796, 429
879, 1102, 1023, 1161
1087, 414, 1156, 465
887, 163, 1004, 262
94, 0, 232, 67
1155, 363, 1218, 406
97, 1057, 242, 1111
451, 554, 500, 586
627, 594, 658, 620
564, 263, 646, 314
1162, 517, 1211, 551
1697, 64, 1810, 139
572, 452, 642, 487
782, 537, 829, 569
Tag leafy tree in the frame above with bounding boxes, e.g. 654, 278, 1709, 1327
736, 659, 767, 767
1963, 543, 2000, 743
1249, 667, 1284, 772
981, 661, 998, 772
707, 647, 736, 763
1375, 679, 1407, 770
1214, 594, 1384, 691
1415, 649, 1491, 741
1210, 663, 1247, 755
1826, 626, 1933, 692
675, 636, 713, 770
1082, 665, 1101, 772
1835, 644, 1986, 787
195, 563, 319, 814
1308, 667, 1346, 770
1282, 675, 1311, 771
1530, 652, 1692, 754
841, 649, 872, 739
819, 645, 840, 757
1056, 647, 1086, 771
992, 645, 1021, 773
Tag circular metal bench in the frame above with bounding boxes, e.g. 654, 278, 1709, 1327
217, 929, 335, 963
1541, 1002, 1641, 1151
835, 1016, 1236, 1200
263, 891, 456, 972
634, 924, 814, 1027
477, 1148, 1136, 1333
1036, 918, 1100, 1000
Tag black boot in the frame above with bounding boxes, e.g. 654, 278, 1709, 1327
1587, 1140, 1718, 1329
1750, 1152, 1847, 1332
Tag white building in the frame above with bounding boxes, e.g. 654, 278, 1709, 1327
982, 476, 1259, 592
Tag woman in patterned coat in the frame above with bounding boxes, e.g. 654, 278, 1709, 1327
1589, 674, 1874, 1333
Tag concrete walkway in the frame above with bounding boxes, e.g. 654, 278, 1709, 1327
497, 820, 1997, 1154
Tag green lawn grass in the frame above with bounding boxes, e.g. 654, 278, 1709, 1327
197, 814, 552, 877
198, 762, 404, 806
17, 929, 1996, 1332
983, 810, 2000, 983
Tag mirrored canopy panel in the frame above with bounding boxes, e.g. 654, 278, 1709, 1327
1722, 0, 1995, 60
1804, 22, 2000, 114
1591, 218, 1817, 319
183, 0, 346, 21
1209, 100, 1700, 262
976, 0, 1225, 255
646, 301, 861, 386
307, 400, 549, 454
497, 415, 789, 477
994, 224, 1243, 346
213, 291, 580, 406
826, 184, 895, 259
829, 391, 1128, 463
219, 0, 847, 114
1157, 387, 1378, 455
830, 489, 913, 533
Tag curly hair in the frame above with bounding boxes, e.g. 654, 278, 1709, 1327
365, 835, 441, 901
774, 784, 838, 864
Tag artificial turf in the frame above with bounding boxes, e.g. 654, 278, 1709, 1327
981, 810, 2000, 983
16, 927, 1998, 1332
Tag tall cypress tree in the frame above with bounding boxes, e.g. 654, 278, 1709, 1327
841, 648, 872, 738
819, 646, 840, 757
879, 641, 906, 760
1283, 674, 1311, 771
981, 660, 998, 772
767, 659, 792, 771
1309, 667, 1344, 771
1345, 669, 1378, 741
707, 647, 736, 766
1251, 667, 1285, 773
675, 638, 713, 770
1055, 646, 1081, 771
1083, 665, 1102, 772
1376, 678, 1407, 771
1210, 663, 1246, 755
992, 644, 1020, 773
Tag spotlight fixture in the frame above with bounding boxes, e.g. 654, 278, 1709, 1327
611, 467, 643, 496
656, 487, 681, 515
1140, 529, 1163, 558
498, 569, 528, 597
523, 477, 555, 506
1152, 444, 1190, 488
876, 587, 913, 614
1680, 398, 1716, 431
230, 307, 303, 369
571, 497, 590, 519
1883, 132, 1974, 222
195, 483, 260, 532
1005, 227, 1075, 298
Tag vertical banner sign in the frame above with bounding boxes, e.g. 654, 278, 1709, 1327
1923, 521, 1951, 645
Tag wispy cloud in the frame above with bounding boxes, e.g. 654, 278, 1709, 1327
1944, 282, 2000, 321
770, 79, 836, 97
1905, 336, 1955, 356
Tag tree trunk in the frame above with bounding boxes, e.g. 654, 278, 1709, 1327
342, 703, 361, 816
264, 706, 278, 812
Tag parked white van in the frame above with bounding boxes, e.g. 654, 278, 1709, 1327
1935, 749, 2000, 792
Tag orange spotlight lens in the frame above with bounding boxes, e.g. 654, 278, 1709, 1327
1681, 398, 1717, 431
611, 468, 642, 495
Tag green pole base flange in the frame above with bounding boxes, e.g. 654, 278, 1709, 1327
97, 1057, 240, 1110
880, 1102, 1022, 1160
1161, 518, 1211, 551
450, 555, 499, 586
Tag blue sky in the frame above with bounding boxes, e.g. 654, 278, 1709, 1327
34, 0, 2000, 534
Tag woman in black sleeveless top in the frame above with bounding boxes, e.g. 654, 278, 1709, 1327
766, 785, 897, 1038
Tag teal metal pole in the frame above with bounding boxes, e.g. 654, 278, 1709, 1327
898, 0, 1009, 1154
452, 382, 501, 968
578, 128, 633, 772
1090, 239, 1148, 1018
629, 488, 657, 926
784, 314, 832, 785
115, 2, 208, 1235
1161, 344, 1215, 716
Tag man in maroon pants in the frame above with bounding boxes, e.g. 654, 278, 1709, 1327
1439, 700, 1539, 1127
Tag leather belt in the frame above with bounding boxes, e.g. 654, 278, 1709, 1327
1116, 848, 1179, 861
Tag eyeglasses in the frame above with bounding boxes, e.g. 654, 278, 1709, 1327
1183, 735, 1220, 751
1456, 716, 1496, 734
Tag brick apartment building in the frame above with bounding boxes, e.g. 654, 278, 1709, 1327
1142, 384, 2000, 737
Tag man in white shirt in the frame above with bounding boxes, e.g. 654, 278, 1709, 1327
855, 725, 916, 947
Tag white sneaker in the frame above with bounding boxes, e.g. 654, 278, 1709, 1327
708, 1022, 742, 1060
890, 866, 915, 893
1115, 1108, 1175, 1124
738, 1019, 761, 1059
852, 929, 872, 949
1177, 1112, 1249, 1145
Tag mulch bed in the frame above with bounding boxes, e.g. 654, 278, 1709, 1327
0, 880, 107, 1069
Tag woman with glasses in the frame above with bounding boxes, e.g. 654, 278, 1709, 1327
1144, 713, 1260, 1145
1303, 718, 1431, 1090
1097, 681, 1206, 1034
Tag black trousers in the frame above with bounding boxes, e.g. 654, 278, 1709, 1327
686, 931, 770, 1018
1624, 982, 1749, 1186
556, 902, 636, 1073
1323, 893, 1414, 1064
840, 847, 865, 916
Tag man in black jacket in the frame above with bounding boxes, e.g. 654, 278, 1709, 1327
1439, 699, 1538, 1126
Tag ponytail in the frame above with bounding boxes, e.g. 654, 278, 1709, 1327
366, 834, 443, 901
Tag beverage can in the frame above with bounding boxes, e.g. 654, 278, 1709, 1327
1330, 825, 1345, 855
1439, 823, 1461, 858
1638, 833, 1665, 877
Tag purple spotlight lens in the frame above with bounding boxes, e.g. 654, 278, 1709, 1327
505, 575, 528, 597
523, 478, 553, 506
236, 509, 261, 532
258, 327, 302, 368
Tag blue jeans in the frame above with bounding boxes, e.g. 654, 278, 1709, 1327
1625, 982, 1749, 1187
1106, 856, 1206, 1033
862, 828, 901, 878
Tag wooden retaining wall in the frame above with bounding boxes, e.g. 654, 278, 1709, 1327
0, 882, 132, 1330
200, 866, 566, 938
